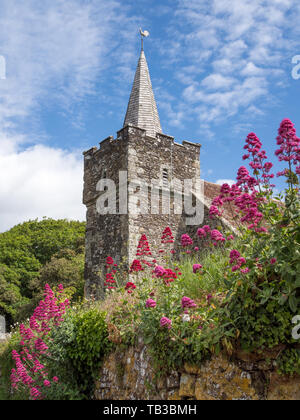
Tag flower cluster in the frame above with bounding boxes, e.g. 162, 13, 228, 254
275, 119, 300, 176
210, 177, 265, 232
136, 234, 152, 257
145, 298, 156, 308
160, 317, 172, 329
181, 296, 197, 309
125, 282, 136, 294
193, 264, 202, 273
11, 284, 69, 400
132, 234, 154, 270
242, 132, 274, 188
130, 259, 143, 273
161, 227, 174, 244
104, 256, 117, 289
153, 265, 178, 285
196, 225, 211, 238
181, 234, 193, 247
229, 250, 248, 273
197, 225, 226, 245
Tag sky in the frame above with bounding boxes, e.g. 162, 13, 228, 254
0, 0, 300, 232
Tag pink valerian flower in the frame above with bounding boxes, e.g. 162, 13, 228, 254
206, 294, 213, 303
229, 250, 248, 273
146, 299, 157, 308
229, 249, 240, 262
30, 387, 42, 400
193, 264, 203, 273
203, 225, 211, 233
243, 132, 274, 189
210, 229, 226, 244
104, 272, 116, 289
209, 205, 221, 218
181, 296, 197, 309
160, 317, 172, 329
11, 284, 68, 399
270, 258, 277, 265
209, 131, 277, 233
275, 119, 300, 175
181, 234, 193, 247
197, 228, 206, 238
154, 265, 166, 278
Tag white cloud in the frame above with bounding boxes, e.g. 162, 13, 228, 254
0, 133, 85, 232
0, 0, 138, 232
216, 179, 236, 186
165, 0, 300, 129
0, 0, 138, 125
201, 74, 236, 90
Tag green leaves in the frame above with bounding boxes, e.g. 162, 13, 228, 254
0, 218, 85, 325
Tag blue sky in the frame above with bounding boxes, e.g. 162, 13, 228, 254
0, 0, 300, 232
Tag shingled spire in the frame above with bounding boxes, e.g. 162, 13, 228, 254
123, 47, 162, 138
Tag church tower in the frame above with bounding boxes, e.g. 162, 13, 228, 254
83, 34, 202, 297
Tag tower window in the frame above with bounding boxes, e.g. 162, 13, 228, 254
162, 168, 169, 187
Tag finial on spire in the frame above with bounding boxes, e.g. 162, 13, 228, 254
139, 28, 150, 50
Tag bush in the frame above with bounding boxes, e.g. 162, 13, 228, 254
49, 305, 110, 398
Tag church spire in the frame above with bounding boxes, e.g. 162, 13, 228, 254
123, 31, 162, 138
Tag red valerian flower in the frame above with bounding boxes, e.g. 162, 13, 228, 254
130, 259, 143, 273
161, 226, 175, 244
125, 282, 136, 294
106, 256, 114, 265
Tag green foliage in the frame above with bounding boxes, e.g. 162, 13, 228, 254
30, 248, 85, 302
0, 332, 21, 400
277, 348, 300, 376
0, 218, 85, 326
48, 306, 110, 398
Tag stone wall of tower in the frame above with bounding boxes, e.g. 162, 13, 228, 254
125, 126, 201, 264
83, 134, 129, 297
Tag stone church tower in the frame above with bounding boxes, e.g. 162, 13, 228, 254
83, 41, 205, 297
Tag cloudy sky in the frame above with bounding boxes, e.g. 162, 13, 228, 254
0, 0, 299, 232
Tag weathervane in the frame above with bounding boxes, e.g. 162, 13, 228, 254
139, 28, 150, 50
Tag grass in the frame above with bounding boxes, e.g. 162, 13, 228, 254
176, 246, 230, 299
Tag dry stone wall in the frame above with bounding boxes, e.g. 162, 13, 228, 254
95, 342, 300, 400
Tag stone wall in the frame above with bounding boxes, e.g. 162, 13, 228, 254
126, 126, 201, 265
83, 132, 129, 297
95, 343, 300, 400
